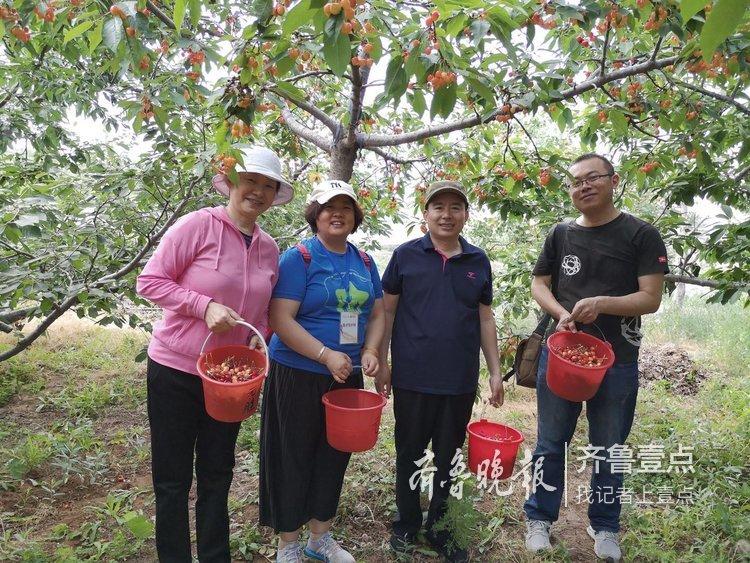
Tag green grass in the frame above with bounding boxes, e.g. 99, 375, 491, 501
0, 301, 748, 561
646, 296, 750, 375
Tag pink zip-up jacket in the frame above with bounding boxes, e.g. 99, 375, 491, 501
136, 206, 279, 376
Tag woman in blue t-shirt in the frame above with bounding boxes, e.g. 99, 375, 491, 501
259, 180, 384, 563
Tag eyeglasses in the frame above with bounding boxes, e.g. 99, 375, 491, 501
567, 173, 613, 189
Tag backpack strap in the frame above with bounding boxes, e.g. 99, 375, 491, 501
295, 242, 312, 268
358, 249, 371, 269
296, 241, 371, 270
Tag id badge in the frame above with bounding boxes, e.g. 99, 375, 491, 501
339, 312, 359, 345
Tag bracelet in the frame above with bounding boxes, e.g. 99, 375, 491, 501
361, 347, 379, 356
316, 345, 327, 361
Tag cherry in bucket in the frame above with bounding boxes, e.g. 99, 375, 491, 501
204, 355, 264, 383
553, 343, 606, 367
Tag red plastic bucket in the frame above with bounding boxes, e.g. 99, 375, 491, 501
467, 419, 524, 479
546, 331, 615, 402
322, 389, 387, 453
196, 321, 269, 423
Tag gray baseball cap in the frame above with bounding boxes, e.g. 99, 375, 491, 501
424, 180, 469, 208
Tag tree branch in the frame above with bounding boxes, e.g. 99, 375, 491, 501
0, 178, 200, 362
0, 83, 18, 109
346, 62, 368, 146
0, 307, 36, 324
97, 195, 195, 285
269, 87, 339, 132
734, 163, 750, 183
666, 76, 750, 116
0, 292, 79, 361
361, 56, 681, 148
145, 0, 223, 38
279, 107, 333, 152
363, 146, 429, 164
665, 274, 749, 291
649, 36, 663, 63
599, 24, 611, 77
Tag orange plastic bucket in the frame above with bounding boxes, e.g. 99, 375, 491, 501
546, 331, 615, 402
467, 419, 524, 479
322, 388, 387, 453
196, 321, 269, 423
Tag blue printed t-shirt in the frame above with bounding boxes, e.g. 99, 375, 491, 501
381, 234, 493, 395
269, 236, 383, 375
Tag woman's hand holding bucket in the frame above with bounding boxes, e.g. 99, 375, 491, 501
204, 301, 243, 333
323, 349, 353, 383
360, 349, 379, 377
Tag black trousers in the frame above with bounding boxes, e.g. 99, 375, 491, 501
259, 361, 363, 533
147, 358, 241, 563
392, 387, 475, 539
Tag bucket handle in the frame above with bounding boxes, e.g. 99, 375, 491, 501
567, 322, 612, 349
199, 320, 270, 377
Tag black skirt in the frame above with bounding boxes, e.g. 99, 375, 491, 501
258, 360, 364, 533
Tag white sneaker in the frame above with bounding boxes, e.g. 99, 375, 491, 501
276, 541, 303, 563
525, 520, 552, 553
587, 526, 622, 562
304, 532, 355, 563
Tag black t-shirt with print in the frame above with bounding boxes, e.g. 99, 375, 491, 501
533, 212, 669, 363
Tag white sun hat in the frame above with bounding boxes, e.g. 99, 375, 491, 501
211, 146, 294, 206
306, 180, 358, 204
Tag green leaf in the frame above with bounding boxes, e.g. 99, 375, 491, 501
64, 21, 93, 44
610, 110, 629, 136
250, 0, 273, 21
173, 0, 186, 32
445, 14, 467, 37
322, 30, 350, 77
188, 0, 201, 27
274, 81, 306, 103
465, 77, 494, 105
3, 225, 21, 244
680, 0, 706, 22
123, 514, 154, 540
699, 0, 749, 60
430, 83, 457, 119
384, 55, 408, 101
88, 20, 103, 53
102, 18, 124, 52
411, 89, 426, 116
283, 0, 313, 34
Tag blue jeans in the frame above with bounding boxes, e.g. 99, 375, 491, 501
523, 347, 639, 533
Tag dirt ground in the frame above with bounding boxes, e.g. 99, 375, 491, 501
0, 326, 715, 561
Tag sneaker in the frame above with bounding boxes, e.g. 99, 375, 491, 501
525, 520, 552, 553
425, 529, 469, 563
276, 541, 303, 563
304, 532, 355, 563
389, 531, 417, 554
587, 526, 622, 562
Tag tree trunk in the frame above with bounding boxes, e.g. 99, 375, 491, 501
674, 282, 686, 308
328, 143, 357, 182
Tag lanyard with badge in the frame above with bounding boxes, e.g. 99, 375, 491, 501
318, 239, 359, 345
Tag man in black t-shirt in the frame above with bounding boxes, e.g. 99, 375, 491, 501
523, 154, 668, 562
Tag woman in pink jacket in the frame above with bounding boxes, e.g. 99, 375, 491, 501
137, 146, 293, 563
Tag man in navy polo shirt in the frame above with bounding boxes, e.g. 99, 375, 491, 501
378, 181, 504, 562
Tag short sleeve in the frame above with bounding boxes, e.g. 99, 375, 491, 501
381, 250, 402, 294
368, 256, 384, 299
635, 225, 670, 276
480, 255, 493, 306
271, 247, 307, 301
532, 225, 559, 276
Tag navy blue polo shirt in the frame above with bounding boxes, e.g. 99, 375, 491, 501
381, 234, 493, 395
